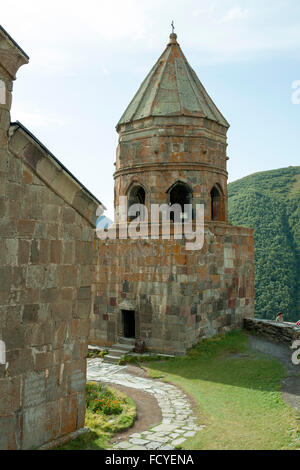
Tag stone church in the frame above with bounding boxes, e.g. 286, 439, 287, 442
90, 32, 255, 354
0, 25, 102, 449
0, 25, 254, 450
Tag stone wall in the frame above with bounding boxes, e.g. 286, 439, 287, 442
0, 126, 98, 449
90, 34, 255, 356
0, 27, 100, 449
244, 318, 300, 344
115, 116, 229, 224
91, 223, 254, 354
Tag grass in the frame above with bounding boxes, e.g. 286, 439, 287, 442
143, 330, 300, 450
56, 383, 136, 450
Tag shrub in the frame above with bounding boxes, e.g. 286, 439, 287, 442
87, 349, 108, 358
86, 382, 123, 416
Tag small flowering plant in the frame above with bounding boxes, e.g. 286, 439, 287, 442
86, 382, 123, 415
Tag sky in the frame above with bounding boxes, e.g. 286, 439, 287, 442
2, 0, 300, 218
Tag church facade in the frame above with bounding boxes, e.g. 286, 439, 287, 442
90, 33, 255, 354
0, 25, 254, 449
0, 25, 101, 449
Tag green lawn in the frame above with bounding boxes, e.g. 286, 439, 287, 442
56, 384, 136, 450
143, 330, 300, 450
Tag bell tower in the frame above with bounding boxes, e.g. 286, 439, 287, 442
114, 32, 229, 224
92, 32, 254, 355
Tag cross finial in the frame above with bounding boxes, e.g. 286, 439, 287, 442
171, 21, 175, 34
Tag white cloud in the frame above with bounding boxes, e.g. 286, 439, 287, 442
194, 2, 217, 16
2, 0, 298, 220
11, 107, 69, 128
219, 6, 249, 23
2, 0, 300, 67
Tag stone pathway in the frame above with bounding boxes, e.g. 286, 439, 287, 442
87, 359, 203, 450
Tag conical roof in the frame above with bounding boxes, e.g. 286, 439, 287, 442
117, 33, 229, 129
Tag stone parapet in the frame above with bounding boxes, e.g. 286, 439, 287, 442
244, 318, 300, 344
8, 123, 101, 227
91, 223, 254, 354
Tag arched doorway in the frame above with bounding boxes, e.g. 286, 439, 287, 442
210, 185, 225, 221
127, 184, 146, 221
167, 181, 193, 222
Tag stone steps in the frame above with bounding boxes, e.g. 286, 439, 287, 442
118, 337, 135, 346
112, 343, 135, 352
104, 354, 123, 364
103, 339, 135, 364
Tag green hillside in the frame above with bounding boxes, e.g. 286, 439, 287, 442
228, 166, 300, 322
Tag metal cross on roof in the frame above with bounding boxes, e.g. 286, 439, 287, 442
171, 21, 175, 34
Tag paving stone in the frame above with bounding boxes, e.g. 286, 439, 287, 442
129, 438, 149, 446
146, 442, 161, 450
142, 431, 156, 437
149, 436, 170, 443
114, 440, 133, 449
184, 431, 196, 437
172, 438, 186, 446
87, 359, 202, 450
152, 424, 177, 432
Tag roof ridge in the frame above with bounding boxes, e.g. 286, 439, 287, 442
184, 61, 211, 118
117, 36, 229, 129
189, 65, 221, 123
149, 45, 172, 116
117, 67, 154, 126
10, 121, 105, 209
189, 64, 229, 126
117, 44, 171, 127
0, 24, 29, 60
174, 48, 184, 114
130, 63, 157, 122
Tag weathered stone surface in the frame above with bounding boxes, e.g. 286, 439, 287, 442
90, 35, 254, 354
0, 26, 255, 450
91, 224, 254, 353
0, 415, 19, 450
87, 360, 201, 450
0, 26, 100, 450
244, 318, 300, 344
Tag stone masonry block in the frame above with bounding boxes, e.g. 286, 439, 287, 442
22, 403, 47, 449
23, 371, 46, 408
0, 415, 19, 450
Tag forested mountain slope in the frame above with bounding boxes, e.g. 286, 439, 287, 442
228, 166, 300, 322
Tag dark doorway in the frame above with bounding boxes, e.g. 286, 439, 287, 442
168, 182, 193, 222
122, 310, 135, 338
128, 185, 146, 221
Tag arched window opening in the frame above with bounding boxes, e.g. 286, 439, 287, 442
168, 182, 193, 222
128, 185, 146, 221
210, 185, 224, 221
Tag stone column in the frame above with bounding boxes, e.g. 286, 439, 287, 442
0, 26, 29, 152
0, 69, 12, 151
